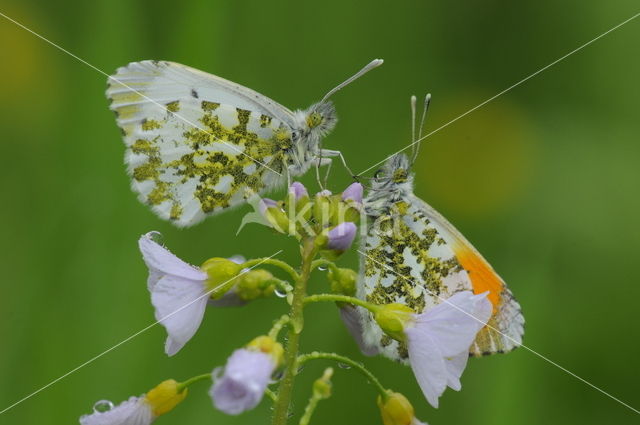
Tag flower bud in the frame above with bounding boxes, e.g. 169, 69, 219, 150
328, 267, 357, 297
341, 182, 363, 204
326, 222, 357, 251
289, 181, 309, 201
288, 182, 312, 233
259, 198, 292, 234
374, 303, 415, 342
312, 368, 334, 399
145, 379, 187, 417
247, 335, 284, 366
377, 392, 416, 425
201, 257, 243, 297
234, 269, 277, 301
313, 190, 333, 227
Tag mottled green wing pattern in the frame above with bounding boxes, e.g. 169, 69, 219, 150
106, 61, 295, 227
358, 199, 471, 362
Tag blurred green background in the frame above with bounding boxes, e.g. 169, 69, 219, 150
1, 1, 639, 424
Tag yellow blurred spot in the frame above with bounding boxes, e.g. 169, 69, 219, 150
414, 92, 537, 218
0, 5, 56, 100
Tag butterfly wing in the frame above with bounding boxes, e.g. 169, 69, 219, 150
106, 60, 297, 227
410, 195, 525, 357
358, 195, 524, 360
358, 197, 473, 362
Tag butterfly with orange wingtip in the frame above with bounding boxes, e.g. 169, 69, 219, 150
357, 97, 524, 360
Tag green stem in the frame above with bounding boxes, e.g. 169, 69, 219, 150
176, 373, 211, 392
299, 394, 321, 425
265, 388, 277, 402
268, 314, 291, 340
303, 293, 379, 312
297, 352, 388, 401
310, 259, 340, 274
272, 238, 318, 425
241, 258, 300, 281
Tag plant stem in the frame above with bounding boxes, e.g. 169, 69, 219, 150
272, 238, 317, 425
241, 258, 300, 281
176, 373, 211, 392
268, 314, 291, 340
303, 293, 379, 312
310, 259, 340, 274
297, 352, 389, 401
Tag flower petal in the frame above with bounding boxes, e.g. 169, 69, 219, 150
79, 397, 152, 425
406, 332, 448, 408
413, 291, 492, 357
139, 233, 207, 290
151, 275, 208, 356
210, 349, 274, 415
289, 182, 309, 200
341, 182, 363, 203
444, 351, 469, 391
326, 222, 357, 251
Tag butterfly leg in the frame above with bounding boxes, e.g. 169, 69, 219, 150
322, 158, 333, 188
285, 166, 292, 189
320, 149, 357, 180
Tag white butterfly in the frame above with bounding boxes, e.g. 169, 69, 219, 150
106, 59, 382, 227
357, 96, 524, 360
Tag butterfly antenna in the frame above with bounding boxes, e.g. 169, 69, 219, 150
411, 93, 432, 164
320, 59, 384, 103
410, 95, 417, 159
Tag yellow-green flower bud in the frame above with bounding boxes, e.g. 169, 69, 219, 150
328, 267, 357, 297
313, 190, 333, 227
374, 303, 415, 342
235, 269, 277, 301
377, 392, 415, 425
263, 202, 293, 234
145, 379, 187, 417
343, 204, 362, 224
201, 257, 243, 298
312, 368, 334, 399
247, 335, 284, 366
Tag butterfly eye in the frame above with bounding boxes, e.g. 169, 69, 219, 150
306, 112, 324, 129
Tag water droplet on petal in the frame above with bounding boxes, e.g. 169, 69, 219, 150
93, 400, 114, 413
338, 363, 351, 369
148, 231, 164, 244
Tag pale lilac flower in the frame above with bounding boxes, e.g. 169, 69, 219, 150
341, 182, 363, 204
80, 380, 186, 425
289, 181, 309, 200
326, 222, 357, 251
258, 198, 278, 216
139, 232, 210, 356
210, 348, 276, 415
80, 397, 152, 425
405, 291, 492, 408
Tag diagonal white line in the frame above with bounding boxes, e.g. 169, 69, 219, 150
358, 11, 640, 177
0, 250, 282, 415
0, 11, 283, 176
359, 249, 639, 415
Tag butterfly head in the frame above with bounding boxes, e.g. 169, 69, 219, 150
367, 153, 414, 200
304, 101, 338, 137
